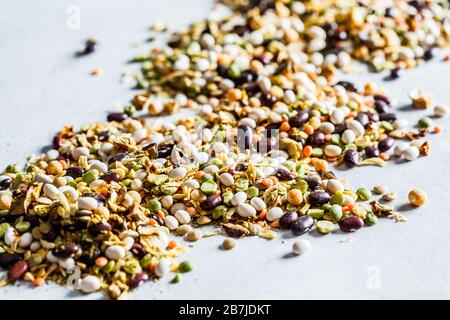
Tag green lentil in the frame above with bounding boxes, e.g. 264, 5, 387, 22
0, 222, 11, 238
329, 204, 343, 221
417, 116, 433, 129
200, 180, 218, 195
147, 198, 162, 212
15, 221, 31, 233
235, 178, 249, 191
330, 192, 345, 205
82, 170, 99, 184
246, 186, 259, 198
364, 212, 378, 226
171, 274, 181, 283
308, 208, 324, 219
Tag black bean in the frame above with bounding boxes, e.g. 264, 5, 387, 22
289, 111, 309, 128
201, 195, 222, 211
53, 243, 80, 259
79, 247, 101, 266
102, 171, 121, 183
306, 131, 325, 147
338, 216, 364, 232
379, 113, 397, 122
375, 100, 389, 114
107, 112, 128, 122
365, 146, 380, 158
128, 272, 149, 289
233, 25, 250, 36
355, 112, 369, 128
378, 137, 394, 152
65, 166, 84, 179
291, 215, 314, 236
254, 55, 271, 65
366, 112, 379, 123
343, 149, 359, 168
108, 153, 128, 164
265, 123, 280, 138
0, 253, 22, 269
45, 230, 58, 242
97, 130, 111, 142
260, 93, 277, 107
89, 221, 112, 235
24, 215, 40, 227
52, 136, 62, 149
235, 163, 248, 172
0, 178, 12, 190
82, 39, 97, 55
389, 67, 402, 80
233, 71, 256, 85
157, 144, 174, 158
275, 168, 294, 181
237, 125, 253, 150
245, 82, 260, 95
336, 81, 357, 92
304, 176, 320, 190
374, 94, 391, 106
333, 123, 347, 135
309, 191, 331, 206
217, 64, 229, 78
424, 48, 434, 61
279, 211, 298, 229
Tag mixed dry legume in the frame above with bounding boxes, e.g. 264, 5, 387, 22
0, 0, 445, 299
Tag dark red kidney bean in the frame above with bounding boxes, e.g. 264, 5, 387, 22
379, 113, 397, 122
378, 137, 394, 152
343, 149, 359, 168
237, 125, 253, 150
128, 272, 149, 289
291, 215, 314, 236
279, 211, 298, 229
65, 166, 84, 179
102, 171, 121, 183
309, 191, 330, 206
306, 131, 325, 147
338, 216, 364, 232
53, 243, 80, 259
157, 144, 174, 158
8, 260, 28, 281
108, 153, 128, 164
365, 146, 380, 158
201, 195, 222, 211
0, 253, 22, 269
275, 168, 294, 181
289, 111, 309, 128
107, 112, 127, 122
0, 178, 12, 190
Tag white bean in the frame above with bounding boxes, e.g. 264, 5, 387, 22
330, 108, 345, 124
267, 207, 283, 222
4, 227, 16, 245
250, 197, 266, 211
174, 210, 191, 224
292, 239, 311, 255
169, 167, 187, 180
72, 147, 90, 161
341, 129, 356, 144
43, 184, 60, 200
231, 192, 247, 206
164, 215, 179, 230
80, 275, 102, 293
402, 146, 420, 161
347, 120, 365, 137
326, 179, 344, 194
434, 104, 449, 117
324, 145, 342, 157
161, 195, 174, 209
219, 173, 235, 186
18, 232, 33, 248
394, 142, 410, 157
105, 245, 126, 260
237, 203, 257, 217
155, 258, 171, 277
78, 197, 98, 210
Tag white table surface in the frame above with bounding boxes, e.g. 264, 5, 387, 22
1, 0, 450, 300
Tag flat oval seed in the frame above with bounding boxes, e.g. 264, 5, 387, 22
326, 179, 344, 194
164, 215, 179, 230
338, 216, 364, 232
8, 260, 28, 281
169, 167, 187, 180
231, 192, 247, 206
219, 173, 235, 186
316, 220, 334, 234
324, 145, 342, 157
402, 146, 420, 161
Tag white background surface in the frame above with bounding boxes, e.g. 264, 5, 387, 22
1, 0, 450, 300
